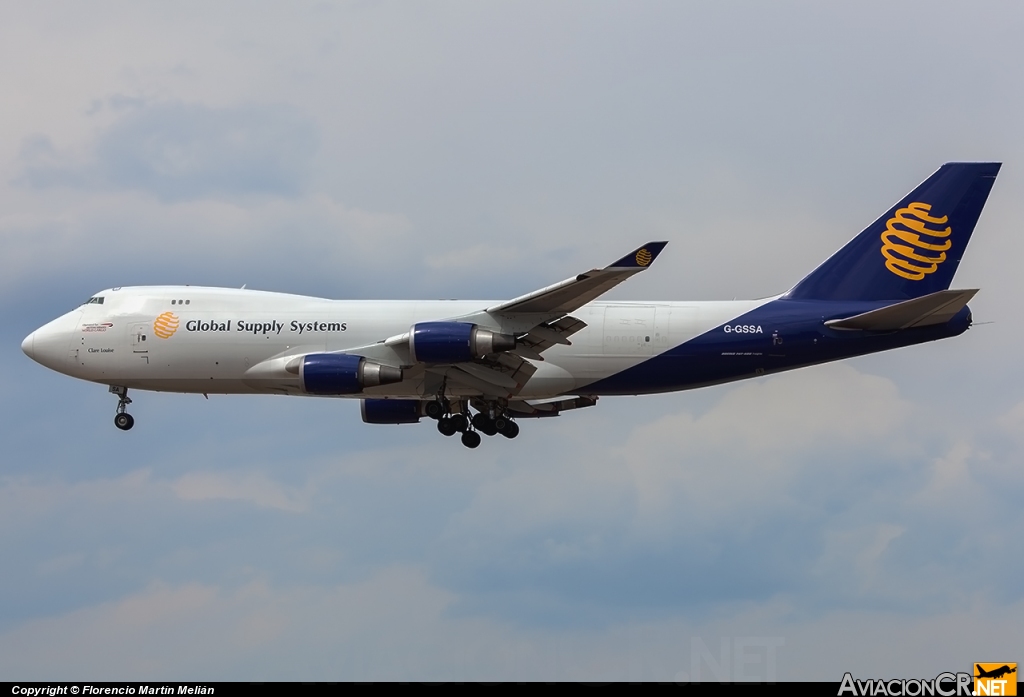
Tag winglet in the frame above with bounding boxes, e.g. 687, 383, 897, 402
606, 241, 668, 269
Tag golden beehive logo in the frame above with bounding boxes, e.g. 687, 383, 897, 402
974, 663, 1017, 696
635, 248, 653, 267
153, 311, 180, 339
880, 202, 952, 281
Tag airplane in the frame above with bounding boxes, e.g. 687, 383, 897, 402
975, 665, 1016, 680
21, 162, 999, 449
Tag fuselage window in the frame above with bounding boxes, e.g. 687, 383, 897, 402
171, 300, 176, 305
185, 300, 190, 305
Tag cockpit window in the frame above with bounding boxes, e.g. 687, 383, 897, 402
84, 297, 104, 305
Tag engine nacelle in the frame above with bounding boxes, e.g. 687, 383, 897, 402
409, 322, 516, 363
293, 353, 403, 395
360, 399, 423, 424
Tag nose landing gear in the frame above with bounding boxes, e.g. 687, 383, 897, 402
109, 385, 135, 431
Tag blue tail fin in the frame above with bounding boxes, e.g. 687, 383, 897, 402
786, 162, 1000, 301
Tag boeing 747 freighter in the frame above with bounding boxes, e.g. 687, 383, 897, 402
22, 163, 999, 448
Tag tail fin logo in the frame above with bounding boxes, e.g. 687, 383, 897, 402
635, 248, 653, 266
153, 312, 180, 339
880, 202, 952, 281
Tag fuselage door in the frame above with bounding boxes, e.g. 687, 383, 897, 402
130, 323, 150, 353
603, 305, 656, 355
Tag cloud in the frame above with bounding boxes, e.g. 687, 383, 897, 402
0, 189, 416, 299
2, 567, 1022, 681
18, 101, 318, 201
172, 471, 310, 513
422, 364, 1023, 623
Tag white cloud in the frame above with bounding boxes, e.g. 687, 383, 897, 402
172, 471, 311, 513
19, 102, 319, 201
620, 364, 914, 521
0, 188, 415, 295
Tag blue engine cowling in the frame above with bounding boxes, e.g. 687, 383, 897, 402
361, 399, 423, 424
409, 322, 516, 363
296, 353, 403, 395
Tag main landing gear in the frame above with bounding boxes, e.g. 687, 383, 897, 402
426, 397, 519, 448
110, 385, 135, 431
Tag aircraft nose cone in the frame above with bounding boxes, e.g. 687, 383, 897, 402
24, 310, 81, 373
21, 331, 35, 359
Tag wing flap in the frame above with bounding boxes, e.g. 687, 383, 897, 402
825, 289, 978, 331
444, 368, 509, 395
430, 353, 539, 398
456, 361, 519, 389
511, 316, 588, 360
504, 395, 599, 418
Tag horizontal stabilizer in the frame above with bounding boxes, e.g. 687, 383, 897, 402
825, 289, 978, 331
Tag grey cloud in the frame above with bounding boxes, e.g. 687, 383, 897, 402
4, 358, 1019, 636
20, 102, 318, 201
422, 366, 1024, 623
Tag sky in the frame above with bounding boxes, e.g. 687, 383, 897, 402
1, 0, 1022, 681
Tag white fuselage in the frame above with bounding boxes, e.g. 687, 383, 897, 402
25, 286, 770, 399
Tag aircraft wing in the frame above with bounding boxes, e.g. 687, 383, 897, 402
449, 240, 668, 344
486, 241, 668, 315
307, 241, 668, 398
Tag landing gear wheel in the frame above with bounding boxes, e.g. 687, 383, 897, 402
472, 413, 498, 436
110, 386, 134, 431
461, 430, 481, 449
437, 417, 457, 437
425, 400, 444, 420
450, 413, 469, 432
499, 420, 519, 439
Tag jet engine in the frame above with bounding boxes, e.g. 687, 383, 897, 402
292, 353, 403, 395
409, 322, 515, 363
361, 399, 423, 424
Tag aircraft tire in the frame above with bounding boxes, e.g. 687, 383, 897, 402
425, 400, 443, 420
500, 421, 519, 439
461, 430, 481, 449
472, 412, 498, 436
437, 417, 457, 437
450, 413, 469, 432
114, 413, 134, 431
